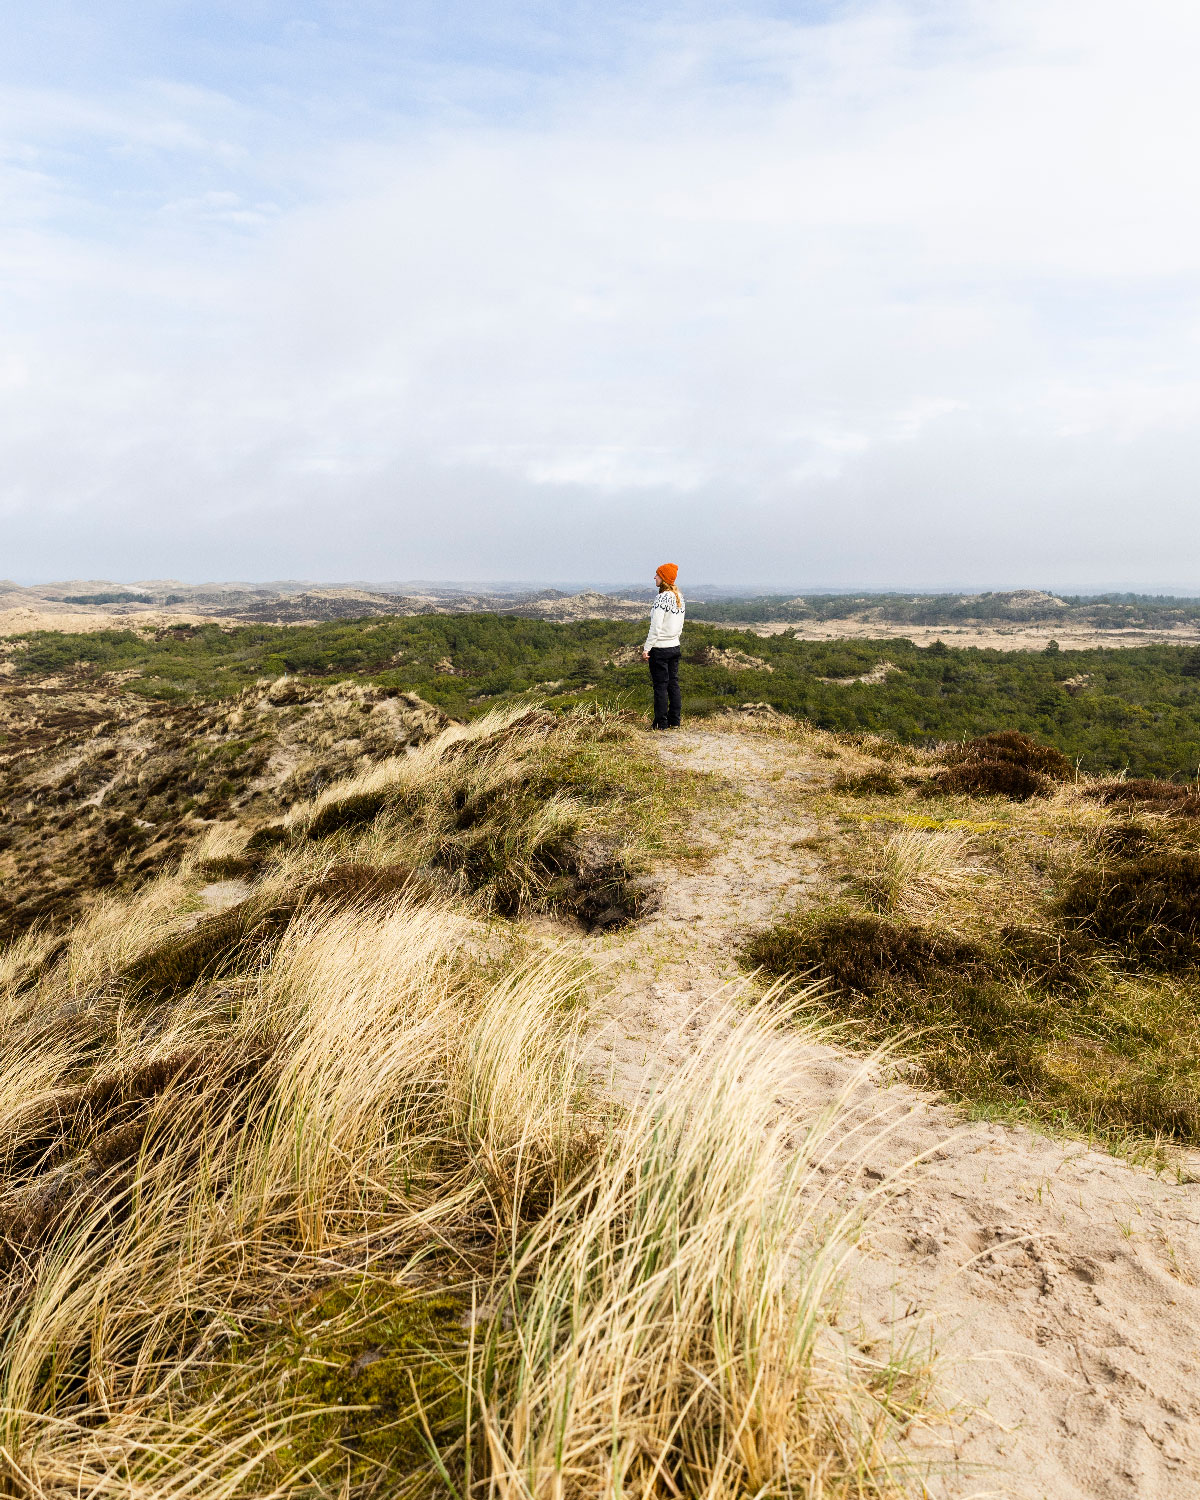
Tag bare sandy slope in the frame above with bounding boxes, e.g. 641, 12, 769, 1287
0, 606, 220, 641
738, 620, 1200, 651
565, 727, 1200, 1499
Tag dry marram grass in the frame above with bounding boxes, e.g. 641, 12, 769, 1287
0, 705, 921, 1499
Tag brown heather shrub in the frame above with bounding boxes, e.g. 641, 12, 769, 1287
997, 924, 1095, 990
121, 898, 297, 996
743, 906, 992, 996
741, 900, 1200, 1142
304, 787, 392, 840
244, 823, 293, 854
1085, 777, 1200, 813
1096, 821, 1157, 857
193, 854, 260, 880
291, 704, 666, 929
832, 768, 902, 797
1059, 851, 1200, 969
937, 729, 1073, 800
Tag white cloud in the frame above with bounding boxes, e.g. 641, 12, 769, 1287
4, 0, 1200, 585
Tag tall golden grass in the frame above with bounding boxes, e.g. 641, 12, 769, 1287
0, 707, 922, 1497
0, 891, 917, 1498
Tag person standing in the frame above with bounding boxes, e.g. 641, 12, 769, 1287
642, 564, 685, 729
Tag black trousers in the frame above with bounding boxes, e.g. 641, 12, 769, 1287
648, 646, 682, 728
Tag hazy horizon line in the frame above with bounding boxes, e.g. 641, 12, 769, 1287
10, 577, 1200, 599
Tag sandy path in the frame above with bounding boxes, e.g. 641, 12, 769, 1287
572, 728, 1200, 1499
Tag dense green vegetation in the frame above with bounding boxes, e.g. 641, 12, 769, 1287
61, 591, 155, 605
14, 615, 1200, 778
690, 590, 1200, 628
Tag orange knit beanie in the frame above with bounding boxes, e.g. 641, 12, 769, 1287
656, 563, 678, 586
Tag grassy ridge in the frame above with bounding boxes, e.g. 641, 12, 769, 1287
13, 615, 1200, 777
740, 725, 1200, 1157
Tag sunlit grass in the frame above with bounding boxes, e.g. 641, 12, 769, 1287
0, 708, 916, 1499
741, 722, 1200, 1157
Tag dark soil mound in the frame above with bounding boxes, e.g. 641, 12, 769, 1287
1060, 851, 1200, 968
938, 730, 1073, 800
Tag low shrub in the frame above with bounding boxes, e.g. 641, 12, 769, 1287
122, 899, 297, 995
743, 906, 991, 996
1096, 821, 1157, 857
291, 708, 678, 930
304, 788, 391, 840
195, 855, 260, 879
998, 924, 1095, 990
937, 729, 1073, 800
244, 823, 293, 853
1085, 778, 1200, 813
124, 866, 423, 996
832, 768, 902, 797
743, 899, 1200, 1141
1060, 851, 1200, 969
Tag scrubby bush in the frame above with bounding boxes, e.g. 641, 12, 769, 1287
937, 729, 1073, 799
123, 865, 425, 996
292, 707, 666, 928
832, 768, 902, 797
304, 787, 391, 839
1085, 778, 1200, 812
743, 905, 991, 997
1060, 851, 1200, 968
740, 896, 1200, 1142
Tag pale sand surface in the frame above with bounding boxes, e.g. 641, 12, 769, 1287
562, 728, 1200, 1498
0, 606, 219, 638
738, 620, 1200, 651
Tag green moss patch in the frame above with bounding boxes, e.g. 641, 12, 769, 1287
211, 1276, 474, 1495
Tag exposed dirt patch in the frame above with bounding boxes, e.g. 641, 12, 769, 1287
738, 620, 1200, 650
692, 645, 772, 672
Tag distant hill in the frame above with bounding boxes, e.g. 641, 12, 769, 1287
7, 580, 1200, 634
687, 589, 1200, 629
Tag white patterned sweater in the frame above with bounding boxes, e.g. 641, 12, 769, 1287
642, 592, 685, 652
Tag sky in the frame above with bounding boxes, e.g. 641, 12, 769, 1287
3, 0, 1200, 590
